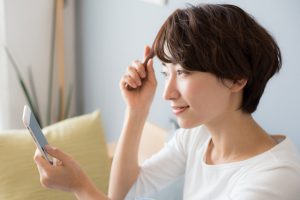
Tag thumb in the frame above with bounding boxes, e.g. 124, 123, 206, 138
45, 145, 69, 162
146, 59, 156, 83
143, 45, 151, 61
34, 148, 52, 169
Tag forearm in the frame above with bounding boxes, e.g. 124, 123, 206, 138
74, 185, 109, 200
108, 108, 148, 200
73, 172, 110, 200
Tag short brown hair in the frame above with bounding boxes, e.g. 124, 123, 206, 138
152, 4, 282, 113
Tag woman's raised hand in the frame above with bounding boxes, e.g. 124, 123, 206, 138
120, 46, 157, 112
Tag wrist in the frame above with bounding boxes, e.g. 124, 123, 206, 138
126, 106, 149, 119
73, 177, 108, 200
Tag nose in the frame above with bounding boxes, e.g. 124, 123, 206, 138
163, 76, 180, 100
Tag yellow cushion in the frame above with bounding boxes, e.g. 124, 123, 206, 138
0, 111, 110, 200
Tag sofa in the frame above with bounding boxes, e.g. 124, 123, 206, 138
0, 110, 182, 200
0, 111, 110, 199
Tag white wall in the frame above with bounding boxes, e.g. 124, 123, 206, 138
75, 0, 300, 149
0, 0, 76, 129
0, 0, 9, 129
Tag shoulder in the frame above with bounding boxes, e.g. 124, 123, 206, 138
246, 136, 300, 172
232, 136, 300, 199
269, 136, 300, 165
260, 136, 300, 174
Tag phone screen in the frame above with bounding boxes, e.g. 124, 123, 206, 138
28, 111, 48, 151
23, 105, 53, 164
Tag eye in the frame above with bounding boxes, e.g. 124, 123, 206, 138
160, 71, 169, 79
176, 69, 190, 77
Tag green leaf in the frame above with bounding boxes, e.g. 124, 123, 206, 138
4, 46, 42, 126
28, 66, 43, 127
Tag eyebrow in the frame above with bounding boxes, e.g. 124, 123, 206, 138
161, 62, 166, 67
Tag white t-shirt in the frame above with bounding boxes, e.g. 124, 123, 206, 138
125, 125, 300, 200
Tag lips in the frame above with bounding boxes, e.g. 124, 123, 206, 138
172, 105, 190, 115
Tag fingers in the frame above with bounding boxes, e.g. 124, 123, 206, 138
34, 148, 52, 174
134, 61, 147, 79
127, 65, 142, 86
122, 75, 138, 89
121, 60, 146, 89
44, 145, 70, 163
34, 148, 56, 189
121, 45, 155, 91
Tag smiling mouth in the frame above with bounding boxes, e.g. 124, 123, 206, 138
172, 106, 190, 115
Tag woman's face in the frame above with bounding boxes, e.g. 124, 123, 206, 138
162, 63, 235, 129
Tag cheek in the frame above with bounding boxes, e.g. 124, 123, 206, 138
182, 80, 231, 112
176, 80, 232, 128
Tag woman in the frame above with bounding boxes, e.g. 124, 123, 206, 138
34, 4, 300, 200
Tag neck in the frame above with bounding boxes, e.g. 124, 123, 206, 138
204, 110, 276, 164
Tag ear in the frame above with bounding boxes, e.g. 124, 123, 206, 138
230, 79, 248, 92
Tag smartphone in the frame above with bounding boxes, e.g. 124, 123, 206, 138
22, 105, 53, 164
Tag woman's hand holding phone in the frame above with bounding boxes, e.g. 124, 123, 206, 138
34, 146, 107, 199
34, 145, 86, 191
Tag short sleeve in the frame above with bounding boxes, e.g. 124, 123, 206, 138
125, 129, 188, 199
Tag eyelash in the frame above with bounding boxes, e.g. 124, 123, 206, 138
160, 70, 190, 78
177, 70, 190, 76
